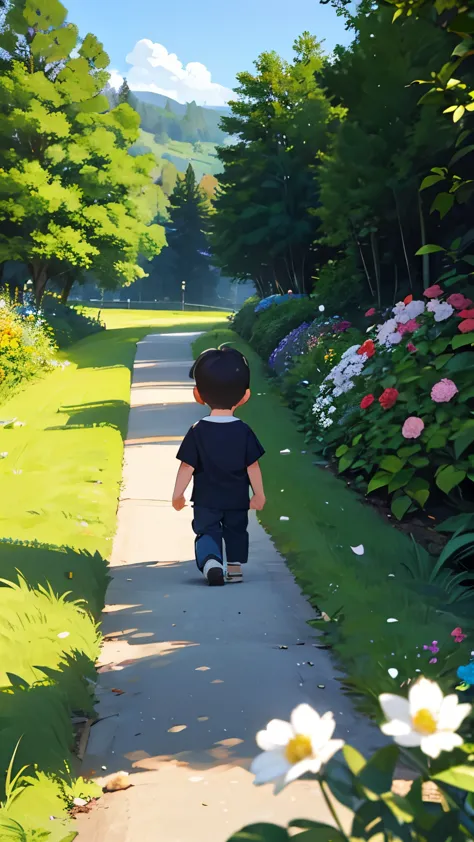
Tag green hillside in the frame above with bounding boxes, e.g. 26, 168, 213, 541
130, 130, 223, 183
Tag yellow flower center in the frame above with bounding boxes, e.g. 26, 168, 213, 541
412, 708, 437, 735
285, 734, 313, 765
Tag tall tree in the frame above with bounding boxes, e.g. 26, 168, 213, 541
0, 0, 165, 303
212, 33, 341, 295
163, 164, 216, 304
117, 77, 131, 104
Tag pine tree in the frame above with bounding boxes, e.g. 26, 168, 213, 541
165, 164, 216, 304
117, 78, 131, 105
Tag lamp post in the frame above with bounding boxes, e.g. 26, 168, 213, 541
181, 280, 186, 311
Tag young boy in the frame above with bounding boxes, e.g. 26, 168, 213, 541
172, 346, 266, 586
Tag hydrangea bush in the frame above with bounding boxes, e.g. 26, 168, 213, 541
304, 288, 474, 519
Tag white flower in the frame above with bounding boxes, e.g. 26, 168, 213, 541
387, 332, 403, 345
392, 300, 425, 324
379, 677, 471, 759
251, 704, 344, 793
319, 305, 325, 312
0, 299, 5, 309
426, 299, 454, 323
376, 318, 398, 345
57, 631, 70, 639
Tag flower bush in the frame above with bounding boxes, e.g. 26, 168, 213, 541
0, 297, 56, 402
228, 679, 474, 842
303, 286, 474, 519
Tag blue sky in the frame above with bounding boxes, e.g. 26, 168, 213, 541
66, 0, 352, 105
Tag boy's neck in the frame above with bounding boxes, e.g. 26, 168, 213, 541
209, 409, 235, 417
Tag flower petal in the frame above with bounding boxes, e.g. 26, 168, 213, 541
284, 758, 316, 785
379, 694, 411, 725
318, 739, 345, 765
256, 719, 293, 750
409, 677, 443, 717
251, 749, 291, 784
392, 731, 422, 748
381, 720, 412, 737
420, 731, 463, 760
437, 696, 472, 732
350, 544, 364, 555
291, 704, 322, 736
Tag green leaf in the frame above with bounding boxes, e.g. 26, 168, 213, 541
452, 332, 474, 349
392, 7, 403, 21
367, 471, 392, 493
462, 255, 474, 266
227, 825, 289, 841
450, 144, 474, 166
415, 244, 445, 255
430, 192, 454, 219
335, 444, 349, 457
289, 826, 346, 841
352, 434, 362, 446
420, 174, 444, 190
343, 744, 366, 776
434, 353, 453, 369
391, 495, 412, 520
454, 105, 466, 122
379, 455, 404, 473
437, 532, 474, 567
409, 456, 430, 468
432, 765, 474, 792
436, 465, 467, 494
446, 352, 474, 373
398, 445, 421, 459
406, 477, 430, 507
358, 745, 400, 796
388, 468, 415, 493
338, 454, 355, 473
454, 426, 474, 458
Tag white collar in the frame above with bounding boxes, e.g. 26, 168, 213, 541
201, 416, 239, 423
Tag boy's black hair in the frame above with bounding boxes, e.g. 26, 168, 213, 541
189, 345, 250, 410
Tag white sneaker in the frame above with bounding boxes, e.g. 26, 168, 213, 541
203, 559, 224, 587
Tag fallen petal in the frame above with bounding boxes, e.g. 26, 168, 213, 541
350, 545, 365, 555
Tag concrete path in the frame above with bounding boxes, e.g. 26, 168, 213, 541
77, 333, 381, 842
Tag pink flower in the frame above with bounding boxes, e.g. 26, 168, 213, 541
457, 308, 474, 319
431, 378, 458, 403
424, 284, 444, 299
397, 319, 419, 335
424, 640, 439, 655
402, 416, 424, 439
379, 388, 399, 410
429, 658, 438, 664
447, 293, 473, 310
459, 319, 474, 334
451, 627, 467, 643
365, 307, 376, 317
407, 342, 417, 353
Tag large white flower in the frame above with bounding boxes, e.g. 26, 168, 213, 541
376, 318, 398, 345
251, 704, 344, 793
379, 677, 471, 759
426, 299, 454, 323
393, 300, 425, 324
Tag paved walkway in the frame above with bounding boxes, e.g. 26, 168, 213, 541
77, 333, 381, 842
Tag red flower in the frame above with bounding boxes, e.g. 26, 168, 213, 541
357, 339, 376, 358
365, 307, 376, 317
407, 342, 417, 353
379, 388, 399, 410
447, 293, 473, 310
360, 394, 375, 409
457, 308, 474, 319
424, 284, 444, 299
403, 294, 413, 305
458, 319, 474, 334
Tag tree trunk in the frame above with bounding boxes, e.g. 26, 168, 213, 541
370, 231, 382, 308
418, 193, 430, 289
60, 275, 75, 304
393, 191, 413, 291
29, 262, 49, 306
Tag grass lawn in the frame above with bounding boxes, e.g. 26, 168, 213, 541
193, 329, 474, 721
0, 310, 228, 840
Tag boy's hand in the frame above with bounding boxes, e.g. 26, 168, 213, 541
250, 493, 266, 511
172, 495, 186, 511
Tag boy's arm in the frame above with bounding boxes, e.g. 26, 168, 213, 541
248, 461, 266, 510
172, 463, 194, 511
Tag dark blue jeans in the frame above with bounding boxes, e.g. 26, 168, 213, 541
192, 506, 249, 572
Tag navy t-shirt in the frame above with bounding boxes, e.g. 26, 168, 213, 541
177, 417, 265, 510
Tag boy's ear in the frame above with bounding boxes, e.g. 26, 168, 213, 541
236, 389, 251, 408
193, 386, 206, 405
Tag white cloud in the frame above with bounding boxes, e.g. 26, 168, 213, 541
110, 39, 233, 107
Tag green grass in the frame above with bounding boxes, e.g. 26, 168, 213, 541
132, 130, 222, 180
81, 307, 230, 331
193, 329, 474, 720
0, 310, 227, 840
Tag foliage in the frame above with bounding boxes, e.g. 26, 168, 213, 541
155, 164, 216, 304
302, 288, 474, 519
128, 90, 228, 145
249, 298, 321, 361
231, 296, 259, 340
212, 33, 343, 295
269, 316, 356, 377
0, 0, 166, 304
0, 295, 56, 402
41, 294, 104, 348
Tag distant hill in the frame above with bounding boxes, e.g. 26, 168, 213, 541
133, 90, 230, 118
129, 91, 228, 145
